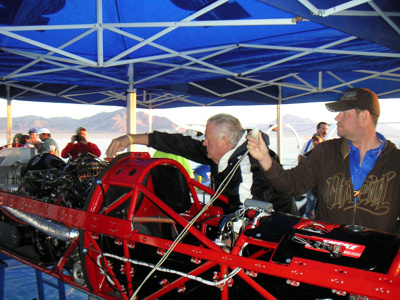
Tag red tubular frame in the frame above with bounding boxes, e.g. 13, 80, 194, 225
0, 153, 399, 299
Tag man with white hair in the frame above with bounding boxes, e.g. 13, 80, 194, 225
38, 128, 59, 156
106, 113, 297, 214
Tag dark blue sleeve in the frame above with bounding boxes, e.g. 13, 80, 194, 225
148, 131, 212, 165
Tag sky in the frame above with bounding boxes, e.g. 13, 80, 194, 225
1, 98, 400, 130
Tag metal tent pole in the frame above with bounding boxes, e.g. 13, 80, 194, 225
6, 86, 12, 146
127, 63, 136, 152
147, 92, 154, 154
147, 92, 152, 133
277, 86, 283, 160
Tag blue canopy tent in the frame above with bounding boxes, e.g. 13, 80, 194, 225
1, 0, 400, 155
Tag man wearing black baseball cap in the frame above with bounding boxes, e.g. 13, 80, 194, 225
326, 87, 380, 125
247, 87, 400, 234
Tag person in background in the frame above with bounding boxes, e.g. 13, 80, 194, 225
304, 133, 324, 157
297, 122, 329, 163
28, 128, 42, 151
12, 133, 23, 147
247, 87, 400, 234
61, 127, 101, 160
38, 128, 59, 156
18, 134, 31, 147
106, 113, 297, 215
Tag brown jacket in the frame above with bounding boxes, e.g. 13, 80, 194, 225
263, 138, 400, 234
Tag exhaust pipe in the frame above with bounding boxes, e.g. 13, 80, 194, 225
1, 206, 79, 242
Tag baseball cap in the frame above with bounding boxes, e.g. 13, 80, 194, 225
75, 127, 86, 134
38, 128, 51, 134
28, 128, 37, 134
325, 87, 380, 117
312, 133, 321, 138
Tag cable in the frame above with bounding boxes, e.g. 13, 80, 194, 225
130, 149, 251, 299
98, 253, 241, 288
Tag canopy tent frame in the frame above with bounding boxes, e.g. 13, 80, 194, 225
1, 1, 399, 103
1, 0, 400, 158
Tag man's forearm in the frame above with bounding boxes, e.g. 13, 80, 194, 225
106, 133, 151, 158
127, 133, 149, 145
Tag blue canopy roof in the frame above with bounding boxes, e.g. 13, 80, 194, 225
1, 0, 399, 108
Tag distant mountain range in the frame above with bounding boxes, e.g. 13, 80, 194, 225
1, 109, 398, 137
0, 109, 180, 134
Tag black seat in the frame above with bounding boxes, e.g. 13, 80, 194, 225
150, 165, 192, 214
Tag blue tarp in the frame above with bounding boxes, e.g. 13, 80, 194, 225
0, 254, 87, 299
0, 0, 399, 107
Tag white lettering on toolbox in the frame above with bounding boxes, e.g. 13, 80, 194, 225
323, 239, 360, 250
